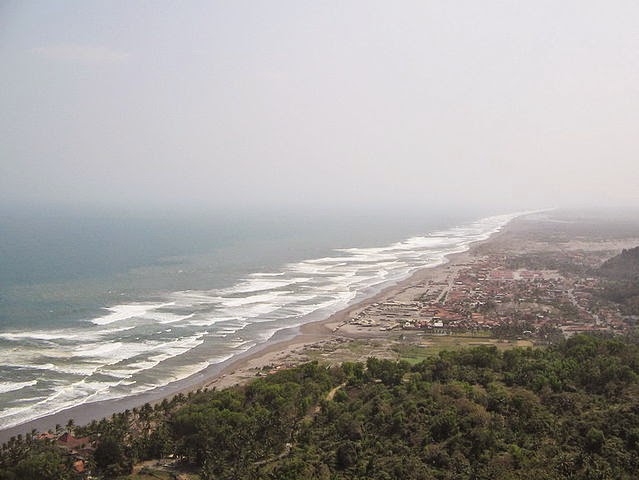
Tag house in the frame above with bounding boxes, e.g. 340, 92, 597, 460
57, 432, 92, 450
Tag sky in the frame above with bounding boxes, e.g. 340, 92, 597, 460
1, 1, 638, 214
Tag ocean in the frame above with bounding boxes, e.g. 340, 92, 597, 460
0, 209, 518, 430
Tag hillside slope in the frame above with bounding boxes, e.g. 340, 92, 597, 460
599, 246, 639, 280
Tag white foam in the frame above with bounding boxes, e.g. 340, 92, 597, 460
154, 312, 195, 324
0, 331, 82, 341
96, 325, 137, 335
0, 378, 122, 428
187, 316, 239, 327
222, 278, 307, 294
0, 380, 38, 395
0, 325, 138, 345
122, 361, 212, 396
171, 291, 218, 303
215, 290, 292, 308
90, 302, 175, 325
74, 342, 125, 358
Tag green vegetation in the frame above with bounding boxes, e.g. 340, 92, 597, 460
598, 246, 639, 315
0, 434, 81, 480
505, 252, 591, 275
3, 335, 639, 479
392, 343, 431, 364
601, 281, 639, 315
393, 335, 531, 364
599, 246, 639, 281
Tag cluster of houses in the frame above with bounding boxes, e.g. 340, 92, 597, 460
346, 253, 631, 338
36, 431, 93, 475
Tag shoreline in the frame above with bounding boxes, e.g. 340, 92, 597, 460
0, 216, 514, 442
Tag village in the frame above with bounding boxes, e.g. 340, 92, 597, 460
32, 429, 93, 475
340, 247, 633, 341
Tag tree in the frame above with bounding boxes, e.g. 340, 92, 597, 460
585, 427, 605, 453
94, 435, 131, 478
336, 441, 358, 469
12, 451, 69, 480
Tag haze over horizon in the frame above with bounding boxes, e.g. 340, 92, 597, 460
2, 1, 638, 215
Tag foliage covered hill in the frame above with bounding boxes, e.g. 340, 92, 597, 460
598, 246, 639, 314
4, 335, 639, 479
599, 246, 639, 281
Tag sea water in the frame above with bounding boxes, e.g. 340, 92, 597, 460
0, 209, 519, 430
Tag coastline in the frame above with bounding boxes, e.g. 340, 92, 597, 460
0, 215, 514, 442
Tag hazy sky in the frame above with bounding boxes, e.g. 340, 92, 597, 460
1, 1, 638, 214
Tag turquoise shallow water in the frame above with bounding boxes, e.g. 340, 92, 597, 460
0, 208, 513, 429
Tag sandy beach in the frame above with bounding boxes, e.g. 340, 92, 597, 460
0, 221, 505, 442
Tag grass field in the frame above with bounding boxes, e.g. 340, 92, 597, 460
304, 332, 535, 366
125, 464, 200, 480
394, 335, 535, 363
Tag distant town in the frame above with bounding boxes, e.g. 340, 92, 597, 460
339, 214, 639, 342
